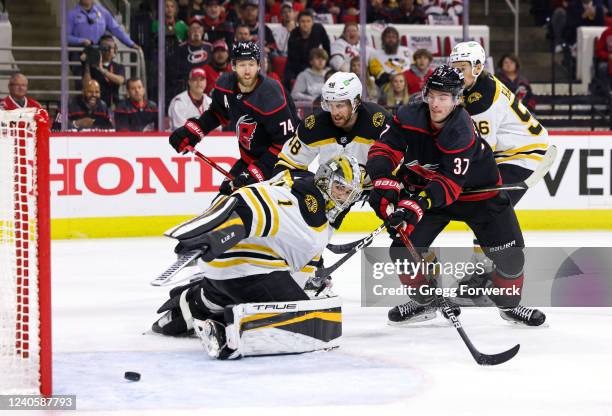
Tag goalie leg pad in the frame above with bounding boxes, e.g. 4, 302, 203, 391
165, 195, 237, 240
221, 297, 343, 358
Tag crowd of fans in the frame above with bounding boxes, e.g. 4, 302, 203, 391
2, 0, 552, 131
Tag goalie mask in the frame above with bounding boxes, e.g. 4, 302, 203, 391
314, 155, 364, 222
320, 72, 362, 114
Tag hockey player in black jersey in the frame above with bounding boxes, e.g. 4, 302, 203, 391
169, 41, 299, 194
366, 65, 545, 327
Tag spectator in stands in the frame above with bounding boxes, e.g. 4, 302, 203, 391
0, 73, 42, 110
422, 0, 464, 20
168, 18, 213, 102
391, 0, 427, 24
271, 2, 297, 56
189, 0, 206, 18
403, 48, 434, 95
169, 68, 212, 130
234, 23, 253, 43
239, 0, 278, 54
67, 0, 139, 49
350, 56, 379, 101
329, 23, 364, 72
551, 0, 604, 52
496, 54, 537, 112
285, 10, 331, 89
291, 48, 329, 103
152, 0, 189, 43
264, 54, 283, 83
177, 0, 190, 22
82, 35, 126, 108
201, 39, 232, 94
367, 0, 394, 23
379, 73, 410, 110
593, 24, 612, 95
368, 26, 414, 87
62, 80, 114, 131
114, 78, 159, 132
201, 0, 234, 46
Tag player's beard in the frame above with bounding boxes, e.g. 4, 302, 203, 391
238, 74, 258, 91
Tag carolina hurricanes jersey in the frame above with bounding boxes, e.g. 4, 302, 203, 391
368, 46, 414, 79
275, 101, 390, 178
367, 103, 501, 208
463, 73, 549, 171
198, 171, 332, 280
194, 72, 299, 178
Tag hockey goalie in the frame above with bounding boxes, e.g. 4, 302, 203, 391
152, 155, 364, 359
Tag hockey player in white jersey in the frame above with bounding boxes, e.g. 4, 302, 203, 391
449, 41, 550, 306
274, 71, 390, 216
152, 155, 363, 359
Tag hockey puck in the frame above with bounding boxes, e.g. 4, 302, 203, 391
124, 371, 141, 382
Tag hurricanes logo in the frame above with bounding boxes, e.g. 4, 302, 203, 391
372, 112, 384, 127
236, 115, 257, 150
304, 194, 318, 213
188, 48, 209, 65
305, 114, 315, 130
467, 92, 482, 104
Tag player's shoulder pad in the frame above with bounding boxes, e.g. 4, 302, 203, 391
436, 108, 476, 153
393, 103, 430, 132
463, 73, 497, 116
290, 176, 328, 228
358, 101, 391, 131
243, 75, 288, 116
212, 71, 237, 93
296, 110, 334, 144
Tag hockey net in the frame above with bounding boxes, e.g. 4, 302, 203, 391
0, 108, 51, 395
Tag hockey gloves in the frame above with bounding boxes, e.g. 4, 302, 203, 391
387, 197, 430, 235
369, 178, 400, 220
230, 164, 265, 189
169, 119, 206, 153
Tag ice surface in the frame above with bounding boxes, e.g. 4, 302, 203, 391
51, 232, 612, 415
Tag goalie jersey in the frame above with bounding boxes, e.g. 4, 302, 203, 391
274, 101, 390, 176
463, 73, 549, 171
198, 171, 332, 280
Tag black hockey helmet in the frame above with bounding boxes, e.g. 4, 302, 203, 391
423, 65, 464, 99
231, 41, 261, 64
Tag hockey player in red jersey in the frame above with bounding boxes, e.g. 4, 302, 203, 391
0, 73, 42, 111
366, 65, 545, 327
169, 41, 299, 194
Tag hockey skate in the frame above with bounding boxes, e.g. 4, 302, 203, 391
388, 299, 461, 326
453, 271, 495, 307
193, 318, 240, 360
499, 305, 546, 327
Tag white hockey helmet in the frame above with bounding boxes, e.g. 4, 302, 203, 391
320, 72, 362, 114
449, 41, 486, 78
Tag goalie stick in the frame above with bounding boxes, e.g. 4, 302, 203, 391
395, 228, 520, 366
326, 145, 558, 254
150, 249, 203, 286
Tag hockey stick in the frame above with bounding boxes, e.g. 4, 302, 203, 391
150, 249, 203, 286
327, 145, 558, 255
462, 145, 557, 194
395, 228, 520, 366
315, 223, 387, 279
186, 145, 234, 180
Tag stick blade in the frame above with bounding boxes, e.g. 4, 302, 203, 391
474, 343, 520, 366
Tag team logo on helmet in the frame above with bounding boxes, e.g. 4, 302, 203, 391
304, 194, 318, 213
305, 114, 316, 130
467, 92, 482, 104
236, 115, 257, 150
372, 112, 385, 127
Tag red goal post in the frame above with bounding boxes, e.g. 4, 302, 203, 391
0, 107, 51, 395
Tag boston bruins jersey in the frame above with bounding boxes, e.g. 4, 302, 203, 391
198, 171, 332, 280
463, 73, 549, 171
274, 101, 390, 179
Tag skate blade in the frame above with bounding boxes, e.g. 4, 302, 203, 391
499, 314, 547, 328
387, 311, 437, 327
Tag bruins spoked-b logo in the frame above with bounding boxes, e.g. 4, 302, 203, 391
304, 194, 318, 213
372, 112, 384, 127
305, 114, 315, 130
